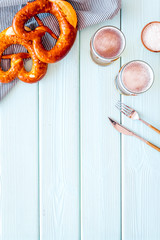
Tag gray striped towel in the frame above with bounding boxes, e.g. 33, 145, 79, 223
0, 0, 121, 100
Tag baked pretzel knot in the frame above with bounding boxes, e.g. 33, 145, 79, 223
0, 27, 47, 83
12, 0, 78, 63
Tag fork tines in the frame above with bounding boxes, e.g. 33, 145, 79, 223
115, 100, 133, 117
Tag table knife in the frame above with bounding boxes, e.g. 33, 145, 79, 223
108, 117, 160, 152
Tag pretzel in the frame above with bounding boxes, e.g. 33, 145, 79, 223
0, 27, 47, 83
12, 0, 77, 63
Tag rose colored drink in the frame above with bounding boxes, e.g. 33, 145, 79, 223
115, 60, 154, 95
90, 26, 125, 65
141, 22, 160, 52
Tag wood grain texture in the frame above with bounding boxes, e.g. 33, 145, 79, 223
0, 80, 39, 240
80, 14, 121, 240
39, 34, 80, 240
1, 1, 160, 239
121, 0, 160, 239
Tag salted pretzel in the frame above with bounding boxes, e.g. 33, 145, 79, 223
0, 26, 47, 83
12, 0, 77, 63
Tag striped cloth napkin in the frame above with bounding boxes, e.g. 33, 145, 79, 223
0, 0, 121, 100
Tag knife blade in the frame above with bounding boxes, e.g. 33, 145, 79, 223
108, 117, 133, 136
108, 117, 160, 152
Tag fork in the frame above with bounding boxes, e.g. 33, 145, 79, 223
115, 101, 160, 134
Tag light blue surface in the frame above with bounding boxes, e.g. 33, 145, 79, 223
0, 0, 160, 239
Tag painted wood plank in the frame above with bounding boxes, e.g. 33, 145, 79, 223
39, 34, 80, 240
80, 14, 121, 240
121, 0, 160, 239
0, 80, 39, 240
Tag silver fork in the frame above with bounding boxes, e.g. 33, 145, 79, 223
115, 101, 160, 134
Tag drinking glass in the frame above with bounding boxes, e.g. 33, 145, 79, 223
115, 60, 154, 96
90, 26, 126, 66
141, 21, 160, 52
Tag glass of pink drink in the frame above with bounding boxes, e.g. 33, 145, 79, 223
115, 60, 154, 96
90, 26, 126, 65
141, 21, 160, 52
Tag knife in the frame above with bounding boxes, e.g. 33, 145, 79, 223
108, 117, 160, 152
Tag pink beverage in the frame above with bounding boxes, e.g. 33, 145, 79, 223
115, 60, 154, 95
90, 26, 126, 65
141, 22, 160, 52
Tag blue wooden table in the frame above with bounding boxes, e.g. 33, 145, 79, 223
0, 0, 160, 239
